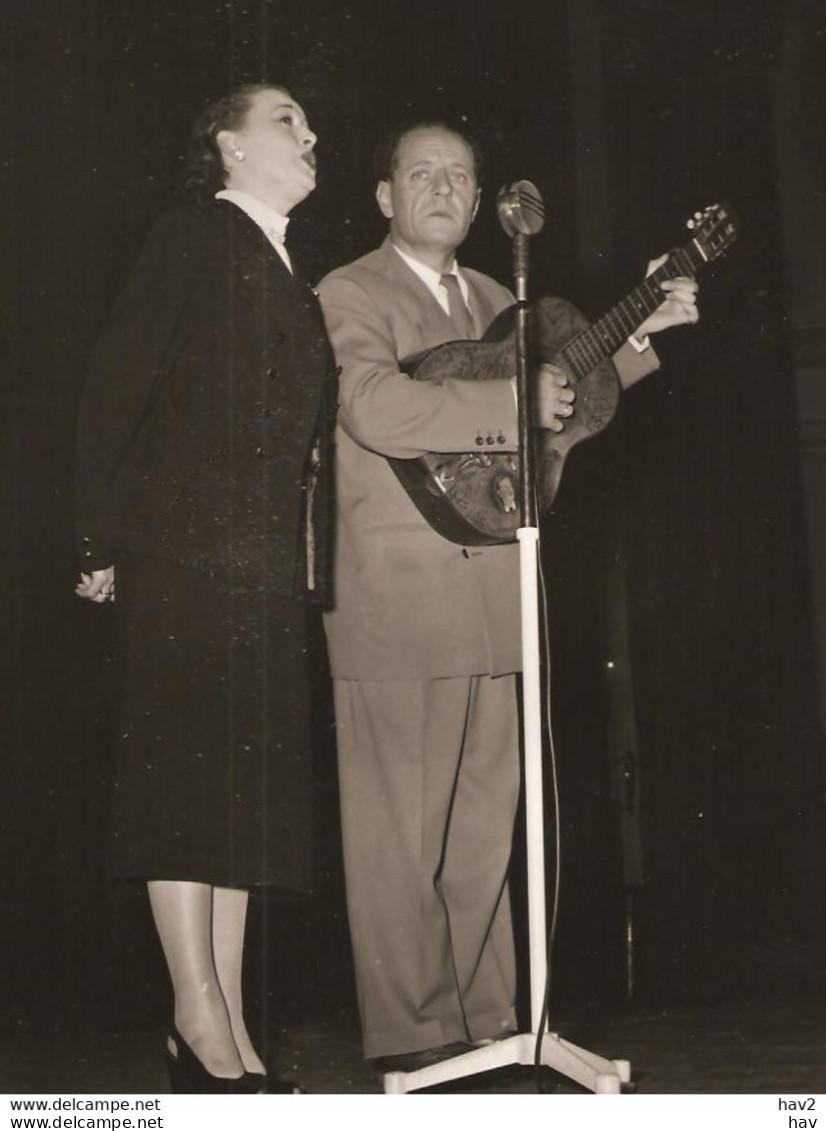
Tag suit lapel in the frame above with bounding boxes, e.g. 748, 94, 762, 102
218, 199, 302, 290
376, 238, 500, 343
376, 238, 460, 341
222, 201, 335, 346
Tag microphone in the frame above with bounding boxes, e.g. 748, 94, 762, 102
496, 180, 545, 237
497, 181, 544, 295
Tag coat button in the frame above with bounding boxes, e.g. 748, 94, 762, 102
475, 435, 484, 446
267, 365, 279, 379
485, 435, 495, 445
497, 434, 506, 444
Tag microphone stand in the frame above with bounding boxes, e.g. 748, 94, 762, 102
383, 183, 631, 1094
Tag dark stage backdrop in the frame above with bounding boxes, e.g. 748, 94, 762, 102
3, 0, 824, 1041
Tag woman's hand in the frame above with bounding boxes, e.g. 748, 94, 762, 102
75, 566, 116, 603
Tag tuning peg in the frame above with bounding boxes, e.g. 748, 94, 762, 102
687, 207, 710, 231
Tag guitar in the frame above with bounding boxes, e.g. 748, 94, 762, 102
387, 202, 740, 546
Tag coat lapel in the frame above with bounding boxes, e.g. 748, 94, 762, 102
375, 237, 503, 343
375, 237, 462, 342
218, 199, 303, 291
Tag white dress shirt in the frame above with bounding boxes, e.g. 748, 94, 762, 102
392, 243, 470, 314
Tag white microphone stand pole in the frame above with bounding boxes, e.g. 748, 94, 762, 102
383, 183, 631, 1094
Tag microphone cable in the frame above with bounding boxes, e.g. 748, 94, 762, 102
530, 492, 563, 1092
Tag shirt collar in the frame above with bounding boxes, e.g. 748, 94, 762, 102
391, 242, 459, 288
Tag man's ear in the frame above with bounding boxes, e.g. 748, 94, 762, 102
376, 180, 394, 219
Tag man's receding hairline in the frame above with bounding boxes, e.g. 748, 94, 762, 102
388, 125, 477, 176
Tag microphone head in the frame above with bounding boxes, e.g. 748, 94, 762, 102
496, 180, 545, 237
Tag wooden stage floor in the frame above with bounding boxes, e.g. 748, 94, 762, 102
1, 997, 824, 1095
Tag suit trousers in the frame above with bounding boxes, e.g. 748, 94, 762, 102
334, 673, 520, 1058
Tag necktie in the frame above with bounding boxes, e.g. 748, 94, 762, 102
440, 273, 474, 339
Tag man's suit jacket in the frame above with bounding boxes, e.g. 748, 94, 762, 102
318, 238, 658, 681
76, 200, 336, 601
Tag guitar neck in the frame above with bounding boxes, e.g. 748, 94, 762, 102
560, 240, 704, 382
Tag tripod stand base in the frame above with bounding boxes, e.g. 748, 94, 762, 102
382, 1032, 631, 1094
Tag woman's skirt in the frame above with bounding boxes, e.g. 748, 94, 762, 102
108, 554, 317, 891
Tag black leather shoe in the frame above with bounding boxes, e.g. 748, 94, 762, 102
245, 1072, 304, 1094
374, 1040, 477, 1075
165, 1029, 260, 1094
264, 1076, 305, 1094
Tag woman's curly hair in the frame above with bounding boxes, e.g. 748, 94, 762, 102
183, 82, 291, 201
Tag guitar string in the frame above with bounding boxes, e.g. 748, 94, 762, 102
557, 213, 731, 385
564, 252, 694, 381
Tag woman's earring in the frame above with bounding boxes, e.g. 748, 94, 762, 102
234, 148, 245, 162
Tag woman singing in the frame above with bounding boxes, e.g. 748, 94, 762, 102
74, 83, 335, 1093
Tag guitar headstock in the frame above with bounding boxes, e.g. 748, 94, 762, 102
686, 202, 740, 263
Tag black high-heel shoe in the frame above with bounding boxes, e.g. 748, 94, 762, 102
244, 1071, 268, 1094
270, 1078, 304, 1094
248, 1072, 304, 1094
165, 1029, 260, 1094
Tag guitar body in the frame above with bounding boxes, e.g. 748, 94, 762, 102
388, 295, 621, 546
386, 202, 738, 544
